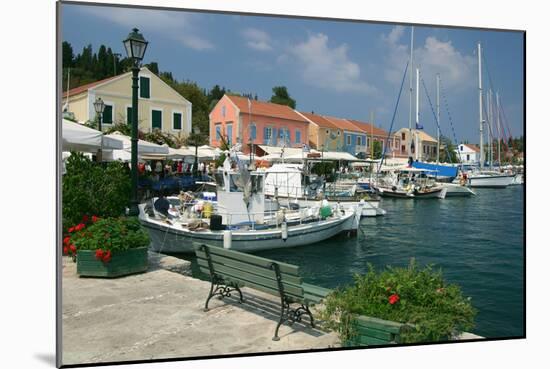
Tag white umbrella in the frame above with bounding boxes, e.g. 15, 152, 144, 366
104, 132, 169, 155
62, 119, 123, 152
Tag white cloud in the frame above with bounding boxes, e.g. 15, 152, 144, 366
283, 33, 375, 94
242, 28, 273, 51
77, 6, 214, 51
382, 26, 476, 90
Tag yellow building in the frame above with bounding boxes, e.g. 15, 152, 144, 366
297, 111, 343, 151
394, 128, 438, 161
62, 67, 192, 136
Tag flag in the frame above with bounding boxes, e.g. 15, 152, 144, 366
416, 122, 424, 130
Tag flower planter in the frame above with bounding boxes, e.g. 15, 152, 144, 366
76, 247, 148, 278
344, 315, 406, 347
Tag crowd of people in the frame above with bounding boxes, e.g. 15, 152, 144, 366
137, 160, 215, 180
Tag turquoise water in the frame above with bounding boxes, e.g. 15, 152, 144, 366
181, 185, 525, 339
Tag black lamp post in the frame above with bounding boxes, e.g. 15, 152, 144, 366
192, 126, 200, 177
93, 97, 105, 162
123, 28, 148, 216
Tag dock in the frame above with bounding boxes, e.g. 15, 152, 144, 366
61, 253, 339, 365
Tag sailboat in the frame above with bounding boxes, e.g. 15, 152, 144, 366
465, 42, 514, 188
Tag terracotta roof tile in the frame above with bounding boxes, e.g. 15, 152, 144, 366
62, 74, 120, 98
348, 119, 389, 137
299, 112, 339, 129
226, 95, 307, 123
463, 143, 480, 152
323, 116, 365, 133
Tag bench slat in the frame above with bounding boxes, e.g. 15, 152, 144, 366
356, 335, 391, 346
194, 245, 300, 275
196, 252, 302, 285
355, 316, 403, 334
197, 262, 304, 298
356, 326, 395, 342
301, 282, 332, 298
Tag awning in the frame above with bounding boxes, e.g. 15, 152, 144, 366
62, 119, 123, 152
104, 132, 169, 155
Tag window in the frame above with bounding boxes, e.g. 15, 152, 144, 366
249, 123, 257, 140
401, 145, 405, 152
102, 104, 113, 124
326, 129, 330, 135
215, 125, 221, 140
362, 136, 366, 146
226, 123, 233, 145
295, 129, 301, 144
466, 154, 470, 161
367, 138, 370, 148
337, 130, 341, 136
126, 106, 132, 124
401, 132, 406, 140
173, 112, 182, 130
423, 145, 427, 154
264, 127, 273, 144
356, 137, 361, 146
460, 145, 463, 151
152, 109, 162, 130
139, 76, 150, 99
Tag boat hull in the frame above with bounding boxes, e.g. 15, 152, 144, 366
441, 183, 476, 197
140, 207, 358, 253
468, 174, 515, 188
375, 186, 445, 199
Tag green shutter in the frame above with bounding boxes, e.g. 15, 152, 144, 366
102, 105, 113, 124
140, 77, 150, 98
126, 107, 132, 124
173, 112, 182, 130
152, 110, 162, 130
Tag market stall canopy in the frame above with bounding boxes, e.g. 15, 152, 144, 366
104, 131, 169, 155
62, 119, 123, 152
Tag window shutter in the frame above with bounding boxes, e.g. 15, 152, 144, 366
126, 107, 132, 124
264, 127, 268, 144
103, 105, 113, 124
140, 77, 150, 98
152, 110, 162, 130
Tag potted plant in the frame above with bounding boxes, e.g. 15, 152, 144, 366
65, 216, 150, 277
318, 259, 477, 345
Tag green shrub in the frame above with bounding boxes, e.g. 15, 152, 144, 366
318, 259, 476, 344
62, 152, 130, 230
69, 217, 149, 252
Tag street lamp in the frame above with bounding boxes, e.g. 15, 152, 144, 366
93, 97, 105, 162
123, 28, 148, 216
192, 126, 200, 177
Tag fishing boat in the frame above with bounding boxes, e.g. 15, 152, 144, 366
372, 168, 447, 199
139, 162, 362, 253
262, 164, 386, 217
466, 170, 515, 188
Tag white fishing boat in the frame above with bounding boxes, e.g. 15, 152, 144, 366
372, 168, 447, 199
262, 164, 386, 217
467, 171, 515, 188
139, 162, 361, 253
440, 182, 476, 196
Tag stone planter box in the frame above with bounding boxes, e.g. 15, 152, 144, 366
344, 315, 407, 347
76, 247, 148, 278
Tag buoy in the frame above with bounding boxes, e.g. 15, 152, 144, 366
281, 221, 288, 241
223, 230, 232, 249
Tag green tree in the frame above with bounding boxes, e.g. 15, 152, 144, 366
270, 86, 296, 109
62, 41, 74, 68
439, 136, 459, 163
145, 62, 159, 75
372, 141, 383, 159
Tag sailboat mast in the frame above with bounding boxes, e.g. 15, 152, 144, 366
408, 27, 414, 158
487, 89, 493, 169
496, 91, 501, 166
415, 68, 420, 161
370, 111, 375, 159
478, 42, 484, 168
436, 74, 440, 164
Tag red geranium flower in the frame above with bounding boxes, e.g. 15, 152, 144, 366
95, 249, 104, 260
102, 250, 112, 263
75, 223, 85, 231
63, 236, 71, 245
92, 215, 100, 223
388, 294, 400, 305
69, 244, 76, 254
68, 226, 75, 233
63, 246, 68, 254
82, 215, 89, 223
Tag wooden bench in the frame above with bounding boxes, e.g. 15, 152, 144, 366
194, 244, 331, 341
345, 315, 408, 346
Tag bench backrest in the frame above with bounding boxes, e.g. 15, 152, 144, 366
194, 245, 305, 301
346, 315, 405, 346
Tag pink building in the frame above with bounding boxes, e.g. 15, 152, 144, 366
209, 95, 308, 154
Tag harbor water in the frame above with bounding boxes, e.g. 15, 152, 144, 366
180, 185, 525, 339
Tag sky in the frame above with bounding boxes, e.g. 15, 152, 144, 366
61, 3, 524, 143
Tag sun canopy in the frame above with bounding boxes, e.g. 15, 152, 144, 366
104, 132, 169, 155
62, 119, 123, 152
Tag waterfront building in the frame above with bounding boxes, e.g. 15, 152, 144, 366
62, 67, 192, 136
297, 111, 343, 151
456, 143, 480, 164
347, 119, 399, 158
209, 95, 309, 154
323, 116, 368, 156
394, 128, 438, 161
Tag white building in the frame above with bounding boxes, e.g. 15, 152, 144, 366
456, 143, 480, 164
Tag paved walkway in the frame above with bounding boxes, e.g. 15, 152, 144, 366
61, 253, 339, 365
